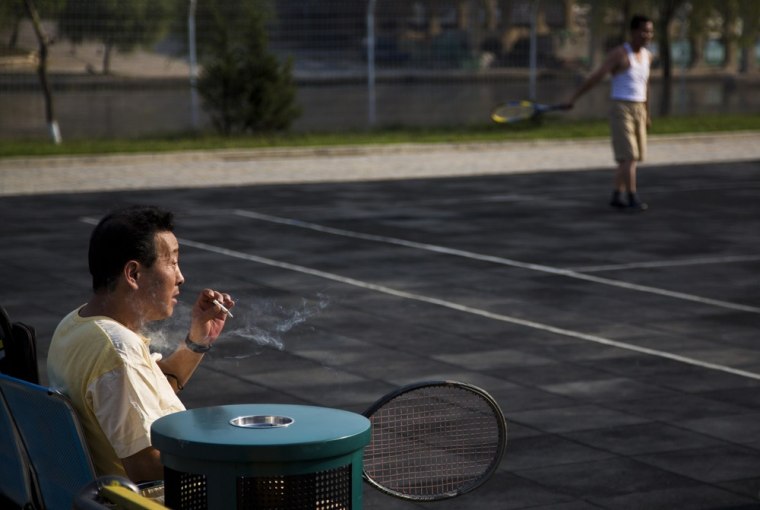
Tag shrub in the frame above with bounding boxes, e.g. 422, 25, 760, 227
197, 2, 300, 134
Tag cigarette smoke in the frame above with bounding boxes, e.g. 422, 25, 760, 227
225, 294, 330, 356
144, 294, 330, 357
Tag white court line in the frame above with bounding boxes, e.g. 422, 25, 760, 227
233, 209, 760, 315
573, 255, 760, 273
473, 182, 760, 205
178, 236, 760, 382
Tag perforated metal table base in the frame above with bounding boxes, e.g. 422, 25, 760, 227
152, 404, 371, 510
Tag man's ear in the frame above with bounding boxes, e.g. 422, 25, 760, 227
124, 260, 140, 289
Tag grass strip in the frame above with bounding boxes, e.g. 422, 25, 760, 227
0, 114, 757, 159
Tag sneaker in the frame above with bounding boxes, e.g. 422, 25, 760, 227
610, 191, 627, 209
627, 193, 648, 211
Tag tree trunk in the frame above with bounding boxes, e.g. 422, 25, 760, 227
456, 0, 470, 30
483, 0, 498, 31
426, 0, 441, 37
657, 1, 683, 117
619, 0, 632, 45
658, 27, 672, 117
688, 34, 705, 68
22, 0, 61, 144
741, 44, 758, 73
586, 1, 609, 69
722, 21, 740, 71
720, 2, 740, 72
103, 42, 113, 75
9, 15, 22, 48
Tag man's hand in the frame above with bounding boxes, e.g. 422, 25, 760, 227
188, 289, 234, 346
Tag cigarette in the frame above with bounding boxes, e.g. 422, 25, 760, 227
213, 299, 234, 318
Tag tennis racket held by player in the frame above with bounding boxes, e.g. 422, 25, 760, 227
491, 100, 571, 124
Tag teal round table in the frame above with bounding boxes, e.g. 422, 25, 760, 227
152, 404, 371, 510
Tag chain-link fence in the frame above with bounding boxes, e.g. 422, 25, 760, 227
1, 0, 759, 140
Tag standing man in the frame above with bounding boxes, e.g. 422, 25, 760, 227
47, 205, 234, 483
565, 15, 655, 210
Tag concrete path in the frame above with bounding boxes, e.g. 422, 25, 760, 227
1, 132, 759, 196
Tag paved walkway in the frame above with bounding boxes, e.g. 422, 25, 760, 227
1, 132, 759, 195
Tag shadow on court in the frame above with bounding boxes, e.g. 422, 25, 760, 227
1, 158, 760, 509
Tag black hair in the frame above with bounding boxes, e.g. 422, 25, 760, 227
88, 205, 175, 292
630, 15, 652, 31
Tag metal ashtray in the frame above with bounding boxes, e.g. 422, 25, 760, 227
229, 415, 295, 429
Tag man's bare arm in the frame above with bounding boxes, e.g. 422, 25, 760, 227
122, 446, 164, 483
566, 46, 626, 106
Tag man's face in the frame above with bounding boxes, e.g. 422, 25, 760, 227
634, 21, 655, 47
137, 231, 184, 321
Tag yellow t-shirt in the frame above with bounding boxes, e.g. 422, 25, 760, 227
47, 306, 185, 477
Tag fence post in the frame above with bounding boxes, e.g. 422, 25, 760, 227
529, 0, 539, 101
188, 0, 200, 130
366, 0, 377, 127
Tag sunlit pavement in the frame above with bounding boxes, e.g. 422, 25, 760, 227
1, 137, 759, 509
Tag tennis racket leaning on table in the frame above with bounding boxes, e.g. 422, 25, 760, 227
490, 100, 570, 124
362, 380, 507, 501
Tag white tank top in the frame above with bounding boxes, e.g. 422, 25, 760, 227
611, 43, 650, 102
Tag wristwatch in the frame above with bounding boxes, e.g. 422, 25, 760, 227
185, 336, 212, 353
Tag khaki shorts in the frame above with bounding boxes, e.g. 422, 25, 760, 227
609, 101, 647, 162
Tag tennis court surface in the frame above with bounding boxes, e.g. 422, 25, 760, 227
1, 138, 759, 509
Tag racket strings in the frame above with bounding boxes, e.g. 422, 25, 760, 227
490, 101, 535, 123
363, 386, 503, 498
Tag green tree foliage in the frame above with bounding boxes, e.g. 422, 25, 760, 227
0, 0, 61, 48
195, 1, 300, 135
0, 1, 24, 48
715, 0, 740, 68
57, 0, 175, 74
684, 0, 714, 67
579, 0, 759, 116
681, 0, 759, 71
